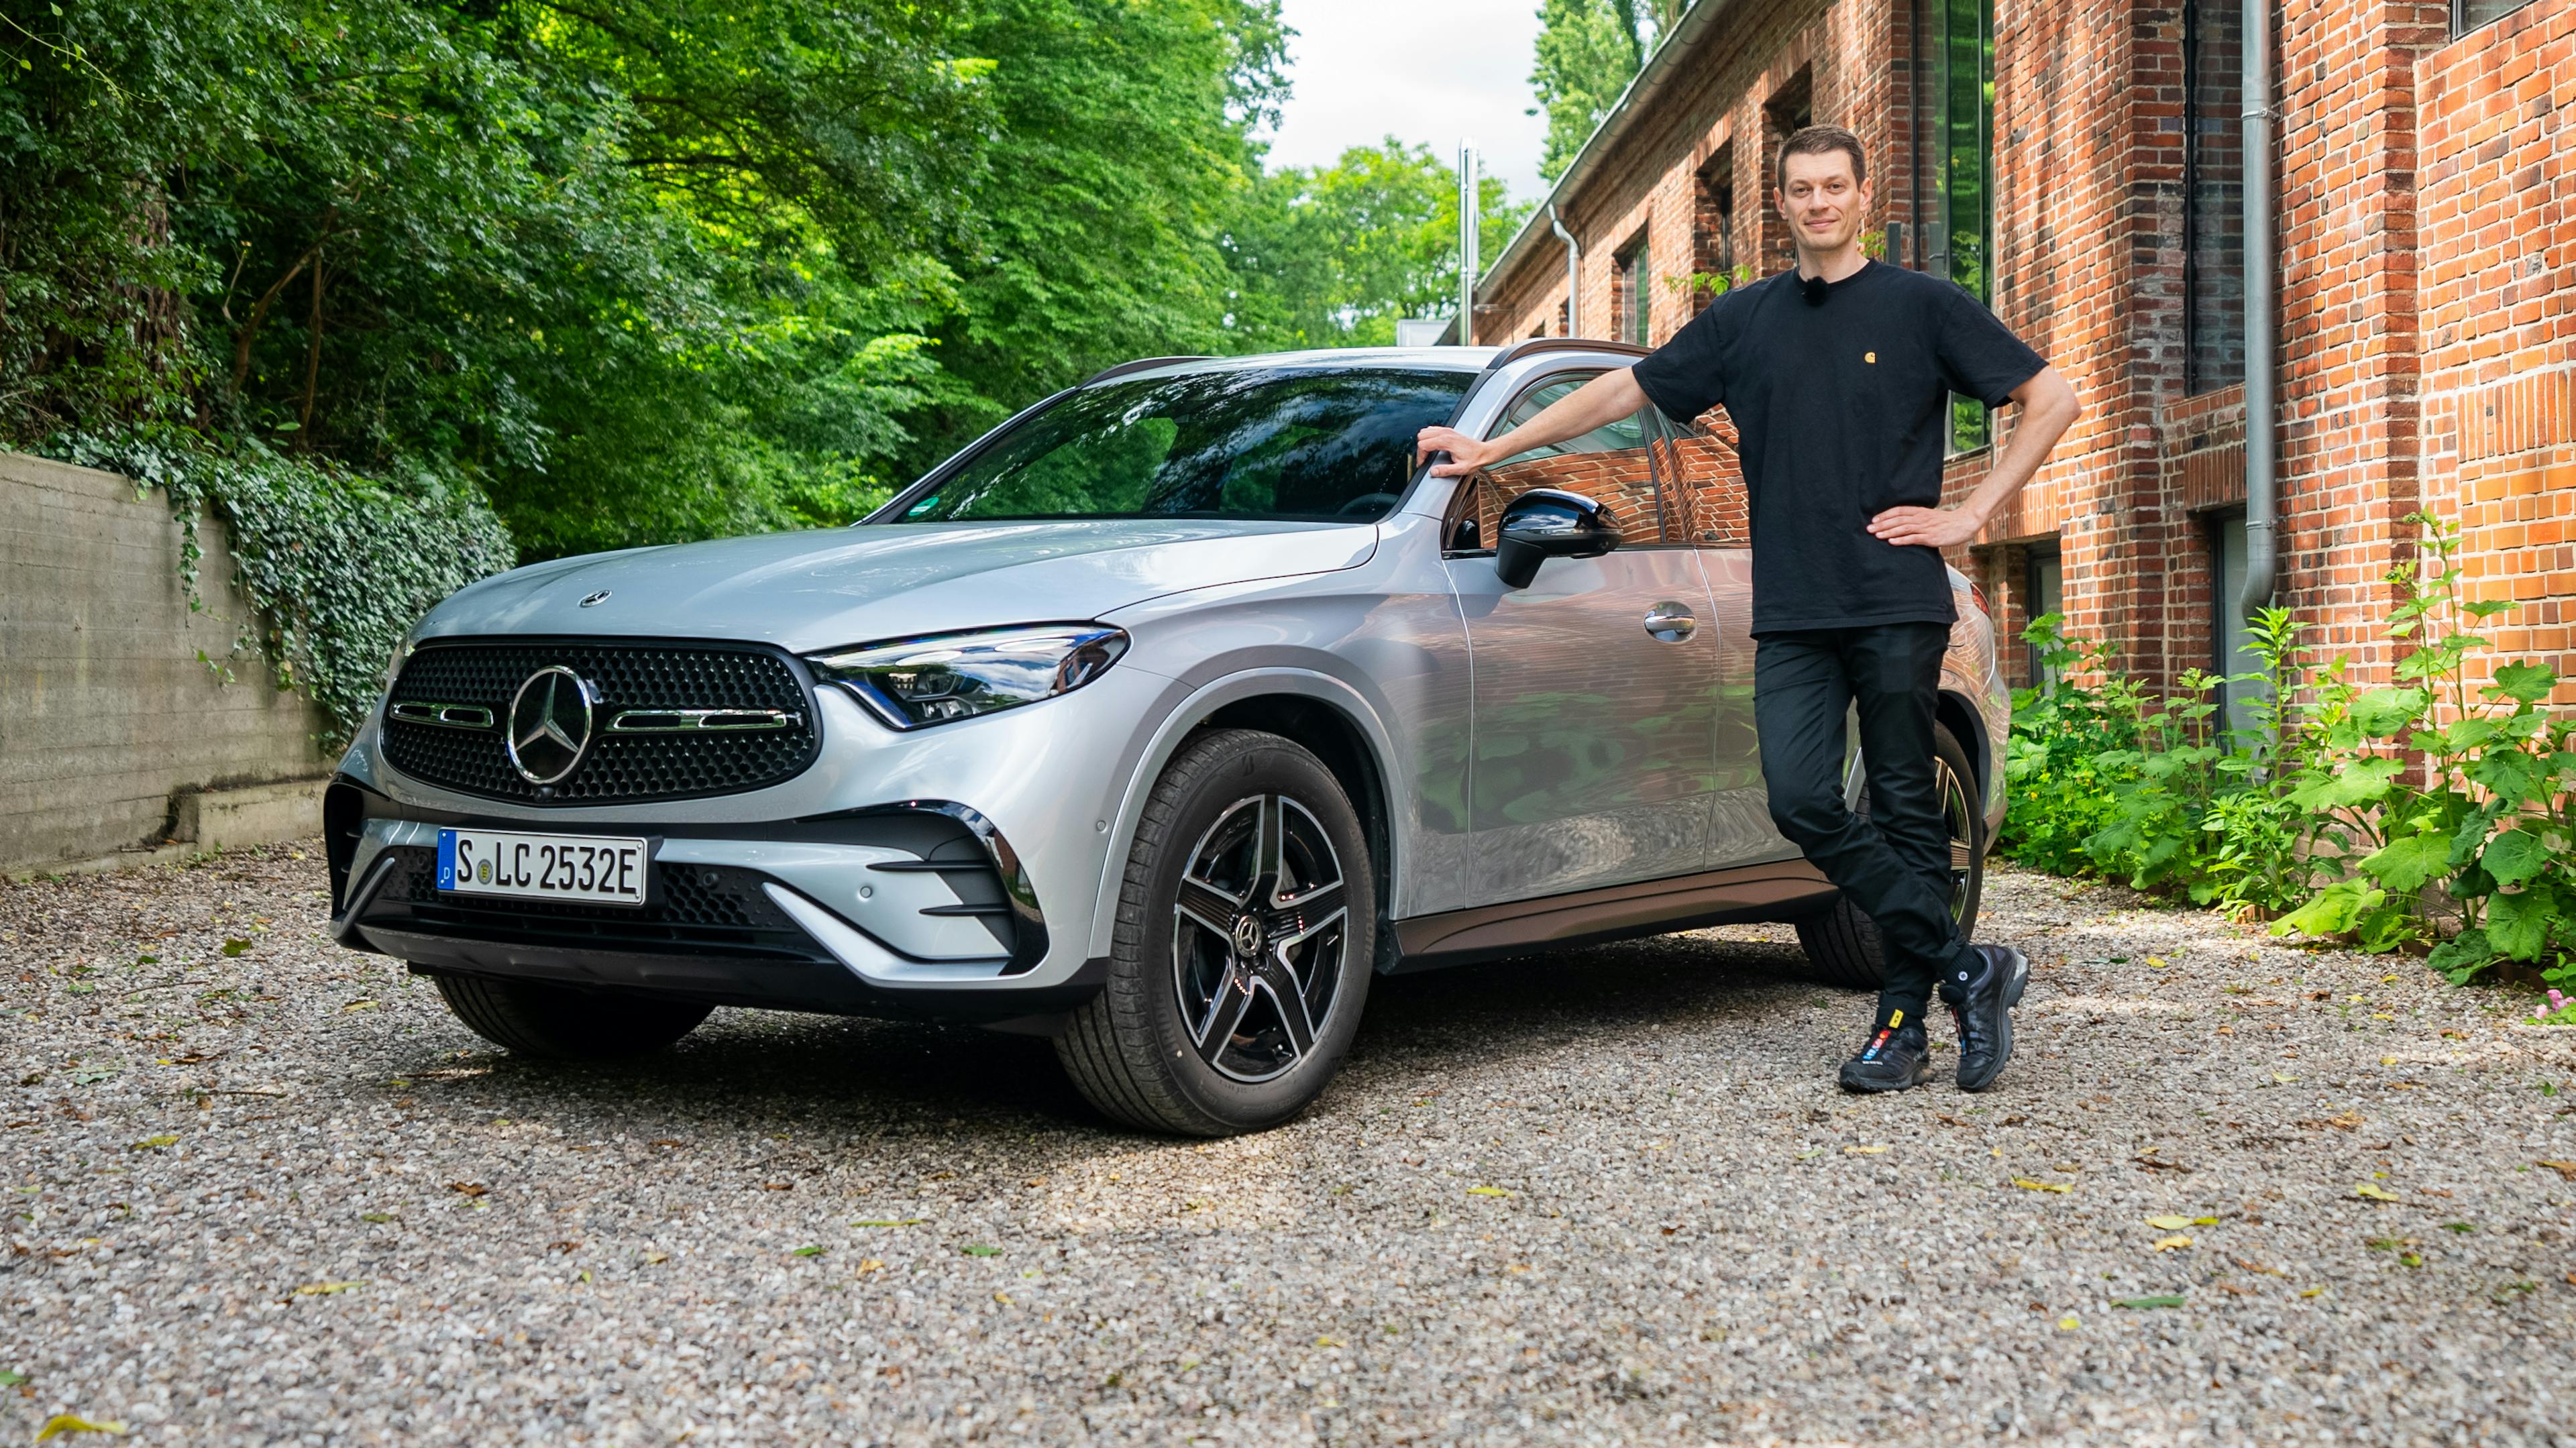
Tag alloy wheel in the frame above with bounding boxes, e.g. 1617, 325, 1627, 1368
1171, 793, 1350, 1083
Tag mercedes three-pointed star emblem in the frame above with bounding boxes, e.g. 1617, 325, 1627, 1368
506, 665, 600, 785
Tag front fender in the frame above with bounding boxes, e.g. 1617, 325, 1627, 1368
1081, 667, 1406, 963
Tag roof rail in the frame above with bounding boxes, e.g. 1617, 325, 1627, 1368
1080, 355, 1214, 386
1481, 336, 1651, 370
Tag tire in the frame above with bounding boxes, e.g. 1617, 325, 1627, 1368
1792, 723, 1986, 990
433, 974, 711, 1059
1056, 729, 1376, 1136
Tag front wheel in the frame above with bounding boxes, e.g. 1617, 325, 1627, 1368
1056, 729, 1375, 1135
1791, 723, 1985, 989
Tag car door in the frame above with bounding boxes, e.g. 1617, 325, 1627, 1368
1650, 407, 1807, 868
1439, 372, 1723, 904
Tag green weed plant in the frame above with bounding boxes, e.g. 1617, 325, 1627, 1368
2002, 511, 2575, 986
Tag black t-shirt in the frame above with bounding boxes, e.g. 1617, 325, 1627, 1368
1631, 261, 2046, 636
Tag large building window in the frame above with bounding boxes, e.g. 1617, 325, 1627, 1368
1616, 233, 1651, 347
2185, 0, 2245, 392
2455, 0, 2539, 33
2025, 541, 2062, 687
1923, 0, 1994, 451
1760, 70, 1815, 276
1693, 144, 1737, 303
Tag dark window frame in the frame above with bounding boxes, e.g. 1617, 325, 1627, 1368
2453, 0, 2538, 36
1920, 0, 1996, 454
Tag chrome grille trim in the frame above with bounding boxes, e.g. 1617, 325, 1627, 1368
388, 702, 495, 730
606, 708, 803, 734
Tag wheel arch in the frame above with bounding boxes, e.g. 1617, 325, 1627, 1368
1933, 686, 1998, 846
1086, 669, 1404, 967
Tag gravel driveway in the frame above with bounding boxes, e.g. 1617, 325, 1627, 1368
5, 844, 2573, 1445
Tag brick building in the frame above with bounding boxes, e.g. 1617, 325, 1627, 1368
1474, 0, 2576, 704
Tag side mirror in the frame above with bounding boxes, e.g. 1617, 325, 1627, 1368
1494, 488, 1618, 589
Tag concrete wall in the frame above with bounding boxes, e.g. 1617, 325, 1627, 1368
1, 450, 333, 871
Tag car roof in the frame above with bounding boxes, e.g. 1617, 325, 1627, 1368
1081, 340, 1652, 389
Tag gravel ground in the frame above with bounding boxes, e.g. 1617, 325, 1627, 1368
5, 842, 2575, 1446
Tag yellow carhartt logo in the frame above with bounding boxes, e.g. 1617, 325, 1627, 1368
1888, 1008, 1903, 1027
1864, 351, 1877, 364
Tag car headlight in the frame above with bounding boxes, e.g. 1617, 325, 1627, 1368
806, 624, 1130, 730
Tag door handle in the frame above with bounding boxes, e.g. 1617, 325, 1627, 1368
1643, 602, 1698, 642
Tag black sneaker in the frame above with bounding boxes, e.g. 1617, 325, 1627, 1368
1837, 1018, 1931, 1093
1945, 943, 2030, 1092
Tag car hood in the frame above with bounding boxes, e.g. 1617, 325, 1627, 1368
415, 518, 1381, 654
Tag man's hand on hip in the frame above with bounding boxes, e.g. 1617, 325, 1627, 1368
1866, 504, 1986, 550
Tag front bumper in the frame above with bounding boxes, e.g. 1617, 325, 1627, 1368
330, 790, 1104, 1023
335, 666, 1187, 1000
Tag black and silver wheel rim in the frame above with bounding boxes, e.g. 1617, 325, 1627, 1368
1939, 757, 1975, 920
1171, 794, 1349, 1084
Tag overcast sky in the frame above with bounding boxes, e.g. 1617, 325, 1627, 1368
1258, 0, 1553, 203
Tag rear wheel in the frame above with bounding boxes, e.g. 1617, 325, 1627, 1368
432, 974, 711, 1059
1056, 729, 1375, 1136
1792, 723, 1985, 989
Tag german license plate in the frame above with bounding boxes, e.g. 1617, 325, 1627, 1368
437, 828, 649, 907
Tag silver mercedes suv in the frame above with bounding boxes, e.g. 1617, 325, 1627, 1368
325, 341, 2010, 1135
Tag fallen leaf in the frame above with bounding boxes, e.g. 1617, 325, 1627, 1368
2536, 1161, 2576, 1181
447, 1182, 487, 1196
851, 1218, 928, 1228
2271, 1072, 2298, 1084
1843, 1145, 1888, 1155
1315, 1335, 1343, 1348
2013, 1178, 2073, 1194
293, 1280, 366, 1296
0, 1369, 23, 1388
761, 1182, 794, 1192
127, 1135, 178, 1152
33, 1416, 125, 1441
2147, 956, 2167, 968
994, 1292, 1012, 1304
960, 1244, 1001, 1257
641, 1251, 669, 1264
2300, 1286, 2326, 1298
2144, 1215, 2197, 1230
2236, 1257, 2286, 1276
2112, 1294, 2186, 1310
2151, 1235, 2194, 1251
1466, 1185, 1514, 1196
857, 1258, 885, 1273
2056, 1315, 2080, 1331
1507, 1262, 1532, 1273
359, 1213, 393, 1224
219, 939, 251, 957
2352, 1182, 2402, 1202
790, 1245, 826, 1258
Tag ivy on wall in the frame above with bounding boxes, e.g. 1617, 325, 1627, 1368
50, 433, 515, 750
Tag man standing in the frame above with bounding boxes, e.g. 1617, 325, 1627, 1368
1415, 124, 2079, 1093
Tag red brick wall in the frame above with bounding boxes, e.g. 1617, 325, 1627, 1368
1478, 0, 2576, 699
2418, 0, 2576, 700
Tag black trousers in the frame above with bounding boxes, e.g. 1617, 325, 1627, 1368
1753, 622, 1977, 1025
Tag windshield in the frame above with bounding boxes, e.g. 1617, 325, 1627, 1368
885, 367, 1473, 524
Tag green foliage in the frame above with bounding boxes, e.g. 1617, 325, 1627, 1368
54, 429, 513, 748
1224, 140, 1530, 351
2001, 512, 2576, 988
1528, 0, 1680, 180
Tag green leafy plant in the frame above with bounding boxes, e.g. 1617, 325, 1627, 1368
52, 429, 513, 748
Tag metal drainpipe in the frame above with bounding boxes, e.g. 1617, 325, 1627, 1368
1551, 205, 1581, 337
2238, 0, 2278, 619
1458, 141, 1481, 344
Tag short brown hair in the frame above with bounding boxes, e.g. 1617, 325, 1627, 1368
1774, 124, 1868, 190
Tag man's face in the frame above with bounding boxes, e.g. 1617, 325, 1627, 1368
1776, 150, 1870, 258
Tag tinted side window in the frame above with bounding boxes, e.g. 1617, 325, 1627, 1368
1657, 407, 1750, 548
1446, 374, 1668, 551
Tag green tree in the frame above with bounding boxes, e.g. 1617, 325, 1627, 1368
1224, 140, 1528, 351
1529, 0, 1679, 180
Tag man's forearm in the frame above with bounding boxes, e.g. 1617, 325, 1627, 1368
1479, 367, 1649, 461
1960, 374, 2078, 529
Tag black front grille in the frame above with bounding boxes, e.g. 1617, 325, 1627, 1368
380, 641, 819, 805
370, 847, 822, 959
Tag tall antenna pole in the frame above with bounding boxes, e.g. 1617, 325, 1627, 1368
1458, 140, 1481, 345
